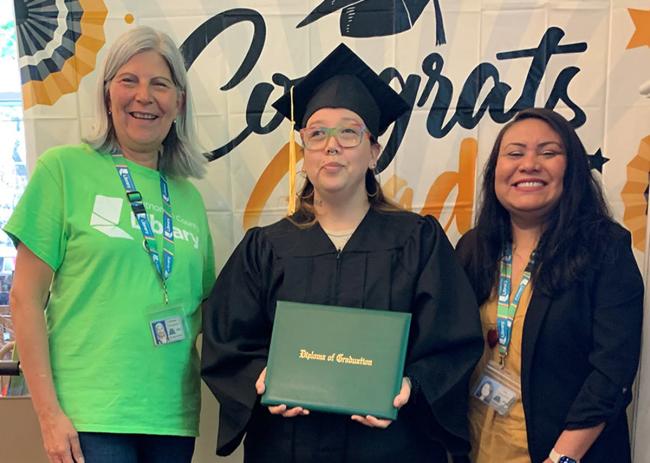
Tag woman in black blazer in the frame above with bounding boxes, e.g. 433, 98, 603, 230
456, 108, 643, 463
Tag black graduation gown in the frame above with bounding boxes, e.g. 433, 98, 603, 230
201, 209, 483, 462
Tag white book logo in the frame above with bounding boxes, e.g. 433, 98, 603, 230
90, 195, 133, 240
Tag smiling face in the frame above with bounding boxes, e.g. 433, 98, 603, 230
494, 118, 567, 226
108, 50, 183, 164
302, 107, 379, 201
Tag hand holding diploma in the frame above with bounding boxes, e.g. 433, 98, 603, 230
256, 366, 310, 417
351, 377, 411, 429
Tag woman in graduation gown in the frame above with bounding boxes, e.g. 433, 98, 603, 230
201, 44, 483, 463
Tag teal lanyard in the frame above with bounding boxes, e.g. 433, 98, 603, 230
111, 153, 174, 304
496, 243, 536, 366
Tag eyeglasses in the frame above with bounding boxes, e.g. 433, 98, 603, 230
300, 125, 369, 150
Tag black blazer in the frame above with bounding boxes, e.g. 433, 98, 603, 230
456, 223, 643, 463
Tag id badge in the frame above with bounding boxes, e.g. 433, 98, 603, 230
147, 302, 187, 346
472, 360, 521, 416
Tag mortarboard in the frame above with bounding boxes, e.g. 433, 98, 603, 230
272, 43, 410, 137
271, 43, 410, 215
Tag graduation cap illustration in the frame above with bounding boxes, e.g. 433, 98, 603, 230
297, 0, 446, 45
272, 43, 410, 214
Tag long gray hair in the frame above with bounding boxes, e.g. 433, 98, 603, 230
84, 26, 206, 178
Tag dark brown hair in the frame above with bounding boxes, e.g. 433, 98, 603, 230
465, 108, 611, 303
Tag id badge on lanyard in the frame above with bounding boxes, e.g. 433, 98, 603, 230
472, 243, 535, 415
496, 243, 536, 366
111, 153, 186, 347
472, 361, 521, 415
147, 302, 188, 346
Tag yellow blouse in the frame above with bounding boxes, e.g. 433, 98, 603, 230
468, 284, 533, 463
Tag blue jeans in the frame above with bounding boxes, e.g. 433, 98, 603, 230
77, 432, 195, 463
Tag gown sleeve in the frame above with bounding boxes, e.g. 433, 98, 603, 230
201, 227, 275, 456
401, 216, 484, 456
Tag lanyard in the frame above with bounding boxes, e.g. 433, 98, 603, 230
111, 153, 174, 304
496, 242, 536, 367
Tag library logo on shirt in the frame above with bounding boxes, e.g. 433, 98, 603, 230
90, 195, 134, 239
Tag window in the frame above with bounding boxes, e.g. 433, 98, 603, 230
0, 3, 27, 383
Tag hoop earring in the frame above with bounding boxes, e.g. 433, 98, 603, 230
366, 177, 379, 198
366, 166, 380, 198
300, 189, 315, 200
300, 181, 315, 200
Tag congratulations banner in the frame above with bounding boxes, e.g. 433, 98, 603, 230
14, 0, 650, 270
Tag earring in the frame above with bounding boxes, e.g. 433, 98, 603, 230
366, 182, 379, 198
300, 185, 315, 200
366, 166, 380, 198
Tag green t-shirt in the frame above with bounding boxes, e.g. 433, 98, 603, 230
5, 144, 215, 436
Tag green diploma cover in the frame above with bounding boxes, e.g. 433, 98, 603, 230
261, 300, 411, 419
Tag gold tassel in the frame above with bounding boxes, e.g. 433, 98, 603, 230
287, 85, 297, 215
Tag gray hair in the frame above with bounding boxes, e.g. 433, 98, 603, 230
84, 26, 206, 178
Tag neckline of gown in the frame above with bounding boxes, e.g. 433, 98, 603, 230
276, 208, 422, 257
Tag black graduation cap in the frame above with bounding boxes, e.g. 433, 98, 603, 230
272, 43, 410, 137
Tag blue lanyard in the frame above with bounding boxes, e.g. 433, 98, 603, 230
496, 243, 536, 366
111, 153, 174, 304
